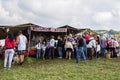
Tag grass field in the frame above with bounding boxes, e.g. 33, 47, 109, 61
0, 57, 120, 80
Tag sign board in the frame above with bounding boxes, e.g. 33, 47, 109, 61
30, 27, 67, 32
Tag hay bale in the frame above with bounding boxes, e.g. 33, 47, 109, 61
105, 52, 111, 59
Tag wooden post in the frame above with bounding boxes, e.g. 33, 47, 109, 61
65, 27, 68, 42
28, 25, 31, 56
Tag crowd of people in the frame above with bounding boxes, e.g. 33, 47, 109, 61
34, 32, 120, 62
1, 28, 120, 70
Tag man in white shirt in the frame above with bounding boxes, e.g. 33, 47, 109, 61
16, 31, 28, 65
87, 37, 96, 60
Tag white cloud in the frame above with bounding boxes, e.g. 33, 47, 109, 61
118, 11, 120, 18
93, 12, 113, 24
0, 0, 120, 30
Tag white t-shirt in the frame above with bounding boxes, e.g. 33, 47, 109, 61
96, 44, 100, 52
41, 44, 46, 51
114, 41, 119, 47
18, 35, 27, 50
64, 41, 73, 50
35, 43, 42, 49
50, 39, 55, 47
87, 39, 96, 48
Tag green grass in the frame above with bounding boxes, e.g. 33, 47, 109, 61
0, 57, 120, 80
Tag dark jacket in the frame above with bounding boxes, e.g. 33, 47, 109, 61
78, 38, 84, 47
57, 39, 64, 47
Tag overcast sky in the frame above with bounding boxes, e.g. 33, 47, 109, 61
0, 0, 120, 30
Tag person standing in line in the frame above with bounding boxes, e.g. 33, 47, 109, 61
67, 34, 75, 59
87, 37, 96, 60
4, 33, 16, 70
108, 38, 115, 57
82, 34, 87, 57
49, 35, 55, 59
64, 39, 74, 60
84, 32, 90, 41
57, 36, 64, 59
114, 38, 119, 55
2, 27, 11, 60
96, 35, 101, 58
35, 40, 42, 59
100, 36, 106, 58
16, 31, 28, 65
41, 40, 47, 60
76, 33, 86, 63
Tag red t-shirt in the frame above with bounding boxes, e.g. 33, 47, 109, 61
5, 38, 15, 49
84, 35, 90, 41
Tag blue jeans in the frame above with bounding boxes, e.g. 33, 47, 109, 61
83, 47, 87, 56
36, 49, 41, 58
58, 47, 63, 58
4, 49, 14, 68
76, 47, 86, 63
100, 48, 105, 58
72, 47, 76, 58
49, 47, 54, 59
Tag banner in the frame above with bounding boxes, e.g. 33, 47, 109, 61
30, 27, 67, 32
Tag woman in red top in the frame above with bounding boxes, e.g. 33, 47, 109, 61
84, 33, 90, 41
4, 33, 15, 70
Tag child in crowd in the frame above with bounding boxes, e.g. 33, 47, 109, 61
41, 40, 47, 60
35, 40, 42, 59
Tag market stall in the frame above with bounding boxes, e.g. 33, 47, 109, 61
29, 26, 67, 56
0, 23, 67, 58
